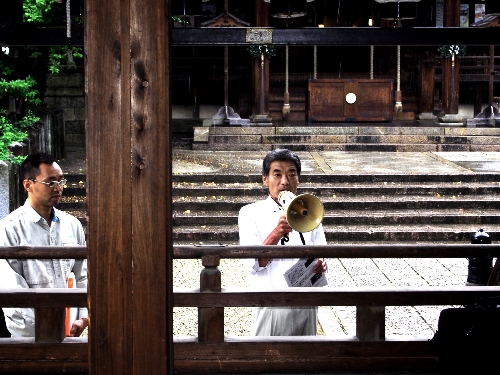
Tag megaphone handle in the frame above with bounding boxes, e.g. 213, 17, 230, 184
280, 234, 289, 245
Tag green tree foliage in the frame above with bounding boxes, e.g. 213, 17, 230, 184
0, 1, 80, 162
0, 110, 39, 164
23, 0, 66, 24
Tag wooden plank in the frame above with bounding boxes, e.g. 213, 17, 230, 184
129, 0, 172, 372
308, 79, 393, 122
356, 306, 385, 341
86, 0, 133, 373
34, 308, 65, 343
0, 246, 86, 259
173, 244, 500, 259
174, 338, 439, 373
0, 337, 439, 374
173, 286, 500, 307
0, 289, 87, 307
0, 338, 87, 373
86, 0, 173, 374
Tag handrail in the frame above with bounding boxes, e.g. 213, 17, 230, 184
173, 243, 500, 259
3, 243, 498, 260
174, 286, 500, 308
0, 246, 87, 259
0, 289, 87, 308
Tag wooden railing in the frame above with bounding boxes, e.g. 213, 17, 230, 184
1, 244, 500, 374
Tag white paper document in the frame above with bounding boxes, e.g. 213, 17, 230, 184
283, 258, 328, 287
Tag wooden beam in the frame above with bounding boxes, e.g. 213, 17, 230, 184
2, 243, 499, 261
3, 26, 500, 47
174, 338, 439, 373
171, 27, 500, 46
173, 244, 500, 259
0, 246, 86, 259
86, 0, 173, 374
0, 337, 439, 374
0, 338, 87, 374
174, 286, 500, 307
0, 289, 87, 307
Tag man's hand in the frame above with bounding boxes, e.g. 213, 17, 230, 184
313, 258, 328, 273
263, 215, 292, 245
69, 318, 89, 337
258, 215, 293, 266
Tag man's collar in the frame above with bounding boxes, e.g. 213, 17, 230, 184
23, 200, 59, 223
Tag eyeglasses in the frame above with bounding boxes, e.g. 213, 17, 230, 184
31, 179, 67, 188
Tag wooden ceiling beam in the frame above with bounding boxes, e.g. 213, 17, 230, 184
2, 26, 499, 47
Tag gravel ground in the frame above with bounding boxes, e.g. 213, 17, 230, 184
173, 256, 469, 339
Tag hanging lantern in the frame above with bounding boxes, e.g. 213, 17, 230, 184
264, 0, 314, 19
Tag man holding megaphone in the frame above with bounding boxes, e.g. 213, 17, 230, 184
239, 149, 328, 336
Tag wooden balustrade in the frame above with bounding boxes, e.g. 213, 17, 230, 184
1, 244, 500, 373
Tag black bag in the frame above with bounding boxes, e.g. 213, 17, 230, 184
431, 305, 500, 374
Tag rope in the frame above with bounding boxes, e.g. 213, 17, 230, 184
397, 45, 400, 92
394, 45, 402, 113
370, 45, 374, 80
285, 45, 289, 94
66, 0, 71, 39
283, 46, 290, 118
66, 0, 75, 66
313, 45, 317, 80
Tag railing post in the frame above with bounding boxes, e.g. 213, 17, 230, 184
35, 307, 66, 343
356, 306, 385, 341
198, 255, 224, 342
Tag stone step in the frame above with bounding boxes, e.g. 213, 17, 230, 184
172, 224, 500, 244
173, 173, 500, 184
202, 126, 500, 137
62, 164, 500, 244
173, 197, 500, 211
173, 209, 500, 226
172, 184, 500, 197
193, 126, 500, 151
203, 134, 500, 145
193, 142, 500, 152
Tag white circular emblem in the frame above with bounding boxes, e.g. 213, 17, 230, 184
345, 93, 356, 104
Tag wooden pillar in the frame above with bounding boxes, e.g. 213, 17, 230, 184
198, 255, 224, 342
417, 48, 436, 118
34, 308, 65, 343
86, 0, 173, 374
442, 0, 460, 115
252, 0, 271, 120
356, 306, 385, 341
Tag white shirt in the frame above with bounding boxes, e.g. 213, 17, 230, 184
238, 195, 327, 288
0, 201, 87, 337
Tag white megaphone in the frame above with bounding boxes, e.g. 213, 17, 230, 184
278, 191, 324, 233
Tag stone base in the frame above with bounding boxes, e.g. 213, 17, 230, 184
465, 105, 500, 127
250, 114, 272, 126
466, 118, 497, 127
208, 106, 249, 126
438, 114, 464, 126
416, 112, 437, 121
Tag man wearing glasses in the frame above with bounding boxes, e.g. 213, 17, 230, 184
0, 153, 88, 337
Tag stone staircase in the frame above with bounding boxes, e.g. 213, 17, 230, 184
58, 144, 500, 246
171, 172, 500, 245
193, 126, 500, 152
